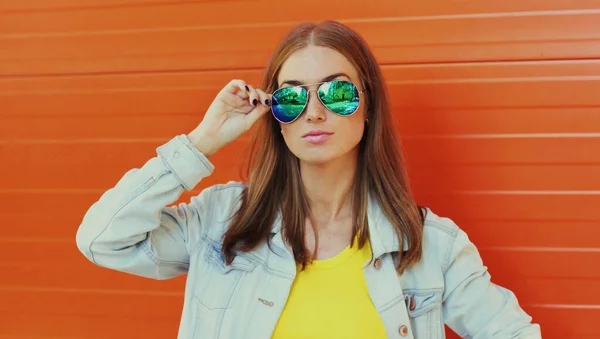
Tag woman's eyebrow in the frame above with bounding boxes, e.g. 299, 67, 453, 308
279, 72, 351, 87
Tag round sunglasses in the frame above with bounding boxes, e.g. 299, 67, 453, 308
270, 80, 364, 124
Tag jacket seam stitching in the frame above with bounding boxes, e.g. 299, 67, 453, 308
194, 233, 295, 280
402, 287, 444, 294
87, 176, 156, 264
378, 294, 404, 313
246, 254, 295, 280
425, 219, 458, 236
157, 149, 191, 191
442, 231, 459, 274
140, 240, 190, 268
189, 187, 216, 257
180, 135, 213, 168
212, 182, 246, 192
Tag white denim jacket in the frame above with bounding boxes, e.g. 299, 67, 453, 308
76, 135, 542, 339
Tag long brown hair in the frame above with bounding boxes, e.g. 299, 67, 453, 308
222, 20, 424, 274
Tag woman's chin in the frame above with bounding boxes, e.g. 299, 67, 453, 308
295, 149, 354, 167
295, 151, 336, 166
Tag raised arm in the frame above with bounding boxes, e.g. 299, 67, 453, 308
75, 135, 215, 279
76, 79, 273, 279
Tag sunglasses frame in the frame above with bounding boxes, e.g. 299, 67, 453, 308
270, 80, 365, 124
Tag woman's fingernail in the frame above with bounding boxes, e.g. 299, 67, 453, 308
245, 86, 250, 91
265, 99, 271, 106
253, 99, 258, 106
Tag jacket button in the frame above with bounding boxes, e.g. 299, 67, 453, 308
409, 295, 416, 311
374, 258, 382, 270
399, 325, 408, 336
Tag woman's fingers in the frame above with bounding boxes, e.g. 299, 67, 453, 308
223, 79, 248, 95
246, 85, 260, 108
222, 80, 270, 116
244, 89, 272, 128
255, 89, 272, 107
236, 89, 249, 100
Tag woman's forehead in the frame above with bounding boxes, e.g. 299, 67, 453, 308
277, 46, 359, 86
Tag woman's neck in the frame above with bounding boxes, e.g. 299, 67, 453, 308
300, 150, 358, 224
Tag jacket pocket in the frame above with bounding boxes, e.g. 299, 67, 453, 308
196, 242, 258, 310
405, 290, 444, 339
191, 243, 259, 338
192, 295, 224, 339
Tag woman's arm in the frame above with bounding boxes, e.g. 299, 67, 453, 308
442, 229, 542, 338
75, 135, 215, 280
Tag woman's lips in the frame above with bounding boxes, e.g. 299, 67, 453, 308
302, 130, 333, 144
304, 134, 332, 144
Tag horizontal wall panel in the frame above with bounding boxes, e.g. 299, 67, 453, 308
0, 182, 227, 219
1, 262, 187, 291
419, 194, 600, 221
0, 288, 183, 317
2, 10, 600, 75
0, 86, 223, 118
0, 314, 180, 339
0, 115, 201, 141
384, 59, 600, 79
396, 107, 600, 136
528, 307, 600, 337
2, 138, 600, 190
403, 137, 600, 165
0, 142, 163, 190
0, 241, 110, 265
407, 165, 600, 192
393, 80, 600, 110
4, 0, 600, 26
0, 140, 247, 190
493, 278, 600, 306
3, 214, 87, 239
6, 0, 600, 14
3, 60, 600, 94
478, 248, 600, 279
0, 0, 232, 12
455, 220, 600, 248
0, 68, 258, 94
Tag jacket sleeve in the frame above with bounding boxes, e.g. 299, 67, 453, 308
442, 229, 542, 338
75, 134, 215, 280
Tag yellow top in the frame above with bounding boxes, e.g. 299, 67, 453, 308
271, 239, 387, 339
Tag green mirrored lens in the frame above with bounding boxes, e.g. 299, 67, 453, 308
272, 86, 308, 123
318, 81, 360, 115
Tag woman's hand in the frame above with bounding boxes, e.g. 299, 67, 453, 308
187, 79, 272, 157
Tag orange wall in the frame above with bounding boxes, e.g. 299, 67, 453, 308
1, 1, 600, 338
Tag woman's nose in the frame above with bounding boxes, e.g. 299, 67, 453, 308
303, 90, 327, 122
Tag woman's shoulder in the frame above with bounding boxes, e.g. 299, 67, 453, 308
422, 208, 461, 238
420, 208, 476, 271
423, 209, 486, 271
205, 180, 247, 195
195, 180, 247, 213
188, 181, 247, 242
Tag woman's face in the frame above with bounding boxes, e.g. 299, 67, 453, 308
276, 45, 366, 165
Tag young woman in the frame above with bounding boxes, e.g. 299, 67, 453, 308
76, 21, 541, 339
